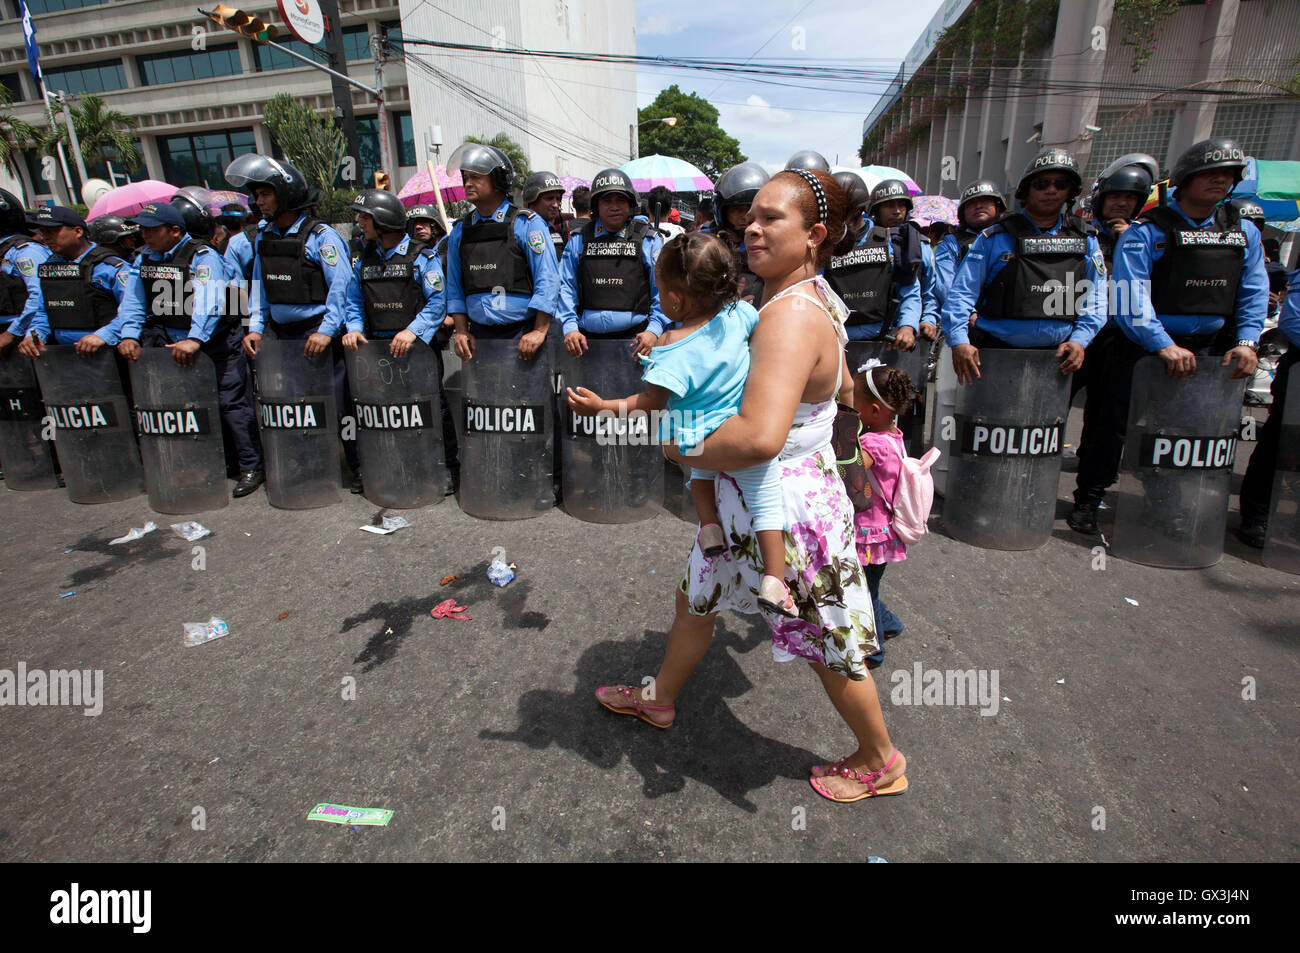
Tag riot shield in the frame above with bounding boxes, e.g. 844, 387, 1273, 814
662, 457, 698, 523
845, 339, 934, 458
441, 342, 464, 449
1111, 358, 1247, 569
558, 339, 663, 523
345, 340, 447, 509
254, 336, 340, 509
0, 353, 57, 490
1261, 372, 1298, 574
129, 349, 228, 514
459, 337, 552, 520
33, 346, 143, 504
942, 348, 1071, 550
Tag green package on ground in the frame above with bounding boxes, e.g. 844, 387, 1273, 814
307, 803, 393, 826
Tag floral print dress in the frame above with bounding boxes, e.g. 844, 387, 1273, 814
679, 277, 879, 680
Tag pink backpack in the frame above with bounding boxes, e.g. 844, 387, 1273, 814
866, 440, 941, 546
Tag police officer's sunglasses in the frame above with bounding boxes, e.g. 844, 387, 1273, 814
1030, 176, 1073, 191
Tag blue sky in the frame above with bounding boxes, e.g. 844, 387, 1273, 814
635, 0, 947, 174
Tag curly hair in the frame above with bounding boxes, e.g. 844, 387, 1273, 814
857, 364, 919, 412
656, 232, 741, 310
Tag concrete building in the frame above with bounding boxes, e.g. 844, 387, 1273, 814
861, 0, 1300, 198
0, 0, 415, 205
396, 0, 637, 183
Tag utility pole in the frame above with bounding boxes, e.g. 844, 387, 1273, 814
371, 33, 394, 184
317, 0, 359, 183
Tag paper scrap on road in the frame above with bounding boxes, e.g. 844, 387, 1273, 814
1125, 597, 1139, 606
307, 803, 393, 826
109, 521, 157, 545
360, 516, 411, 535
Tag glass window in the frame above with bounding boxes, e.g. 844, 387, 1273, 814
352, 117, 381, 188
396, 112, 415, 167
1213, 102, 1300, 161
42, 58, 127, 96
382, 21, 402, 45
1086, 108, 1176, 178
343, 25, 372, 62
161, 127, 256, 188
139, 45, 241, 86
23, 0, 109, 13
253, 36, 327, 72
1, 73, 23, 103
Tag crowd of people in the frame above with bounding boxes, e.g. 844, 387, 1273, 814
0, 136, 1294, 803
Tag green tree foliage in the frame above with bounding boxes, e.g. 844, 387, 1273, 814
40, 94, 141, 172
638, 85, 745, 181
262, 92, 347, 194
0, 85, 41, 173
463, 133, 531, 182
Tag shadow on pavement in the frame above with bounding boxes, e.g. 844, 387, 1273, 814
481, 616, 822, 813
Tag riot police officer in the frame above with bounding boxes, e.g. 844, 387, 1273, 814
342, 189, 458, 492
108, 203, 265, 498
1068, 138, 1266, 533
868, 178, 941, 344
1238, 265, 1298, 546
940, 148, 1105, 385
823, 178, 923, 346
406, 204, 447, 249
785, 150, 831, 172
558, 168, 664, 357
934, 179, 1005, 306
0, 189, 51, 352
223, 154, 360, 489
442, 141, 560, 362
712, 162, 769, 304
523, 171, 568, 259
18, 206, 132, 360
85, 215, 140, 261
1090, 154, 1157, 267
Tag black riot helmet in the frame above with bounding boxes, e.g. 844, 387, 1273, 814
405, 203, 444, 240
832, 171, 871, 221
957, 179, 1006, 220
713, 162, 770, 229
785, 150, 831, 172
169, 186, 216, 240
224, 154, 311, 213
447, 141, 515, 195
869, 178, 913, 214
87, 215, 139, 246
1227, 198, 1266, 231
589, 168, 639, 209
349, 188, 407, 232
0, 188, 27, 235
1170, 137, 1247, 190
1015, 147, 1082, 203
1091, 152, 1156, 211
522, 171, 564, 205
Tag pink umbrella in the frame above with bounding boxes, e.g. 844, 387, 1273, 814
909, 194, 958, 226
202, 189, 249, 213
558, 175, 590, 200
398, 166, 464, 205
87, 180, 178, 220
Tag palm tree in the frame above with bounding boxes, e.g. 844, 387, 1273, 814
0, 84, 41, 175
43, 94, 141, 172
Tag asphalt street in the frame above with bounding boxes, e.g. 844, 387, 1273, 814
0, 404, 1296, 863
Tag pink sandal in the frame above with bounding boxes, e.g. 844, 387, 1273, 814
809, 750, 908, 803
595, 685, 675, 729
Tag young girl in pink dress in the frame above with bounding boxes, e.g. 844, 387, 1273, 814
852, 360, 920, 667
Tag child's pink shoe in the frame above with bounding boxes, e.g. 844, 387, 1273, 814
757, 574, 797, 617
697, 523, 725, 557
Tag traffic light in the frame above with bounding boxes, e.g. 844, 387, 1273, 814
205, 5, 280, 44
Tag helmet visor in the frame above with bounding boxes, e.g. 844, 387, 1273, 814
224, 154, 293, 190
447, 142, 502, 176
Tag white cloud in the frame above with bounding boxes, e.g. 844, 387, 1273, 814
737, 94, 794, 125
638, 14, 684, 36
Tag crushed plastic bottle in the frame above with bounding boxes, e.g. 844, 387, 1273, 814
171, 521, 211, 542
109, 521, 157, 545
183, 617, 230, 647
487, 558, 515, 588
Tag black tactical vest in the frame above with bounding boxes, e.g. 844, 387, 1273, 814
239, 224, 259, 281
891, 221, 923, 285
577, 220, 651, 315
139, 240, 216, 332
0, 234, 34, 315
458, 206, 535, 297
257, 218, 330, 306
548, 222, 567, 258
954, 228, 979, 262
975, 215, 1089, 321
1091, 224, 1116, 271
1140, 205, 1245, 317
37, 246, 124, 332
826, 229, 894, 326
359, 240, 432, 334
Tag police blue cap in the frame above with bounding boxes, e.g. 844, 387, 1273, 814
130, 203, 187, 229
33, 205, 87, 231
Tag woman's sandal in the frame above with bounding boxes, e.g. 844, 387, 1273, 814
757, 574, 797, 618
595, 685, 675, 729
697, 523, 726, 557
809, 750, 908, 803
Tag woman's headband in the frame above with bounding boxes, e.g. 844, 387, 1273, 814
856, 358, 896, 414
788, 169, 828, 225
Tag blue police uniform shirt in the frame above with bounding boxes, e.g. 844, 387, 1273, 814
933, 228, 984, 308
247, 215, 352, 336
557, 220, 666, 337
918, 240, 941, 328
940, 210, 1106, 349
821, 214, 922, 342
1113, 197, 1268, 352
28, 242, 131, 345
344, 234, 446, 344
1278, 268, 1300, 348
444, 199, 560, 326
223, 228, 255, 283
1, 236, 51, 336
110, 235, 228, 344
